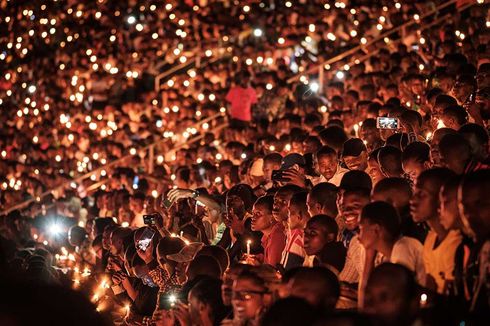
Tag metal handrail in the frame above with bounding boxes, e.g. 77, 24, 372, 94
287, 0, 461, 84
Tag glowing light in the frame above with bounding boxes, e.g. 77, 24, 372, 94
48, 222, 63, 235
127, 16, 136, 24
336, 71, 345, 79
310, 82, 319, 93
253, 28, 263, 37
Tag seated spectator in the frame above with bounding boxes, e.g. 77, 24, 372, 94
281, 192, 309, 270
288, 266, 340, 312
358, 201, 425, 285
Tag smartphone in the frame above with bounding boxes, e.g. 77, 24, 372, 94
376, 117, 400, 130
136, 228, 155, 252
411, 44, 419, 51
143, 214, 157, 226
271, 170, 286, 182
133, 176, 139, 186
158, 293, 178, 310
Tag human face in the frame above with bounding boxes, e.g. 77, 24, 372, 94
410, 179, 439, 223
304, 221, 332, 256
317, 155, 338, 181
273, 191, 293, 223
251, 203, 273, 232
289, 278, 324, 308
367, 158, 384, 185
339, 193, 369, 231
402, 159, 426, 184
364, 279, 409, 324
188, 290, 204, 326
288, 202, 304, 230
361, 127, 380, 146
358, 218, 378, 250
439, 188, 460, 231
459, 184, 490, 242
410, 79, 424, 96
226, 194, 245, 218
306, 193, 321, 217
344, 152, 368, 171
262, 161, 280, 183
232, 278, 267, 322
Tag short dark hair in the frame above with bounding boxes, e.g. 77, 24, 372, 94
434, 94, 457, 109
289, 192, 308, 212
319, 126, 348, 152
308, 183, 338, 216
443, 105, 467, 126
372, 177, 412, 198
254, 195, 274, 212
417, 168, 457, 194
316, 146, 337, 159
264, 153, 283, 165
190, 278, 228, 323
438, 134, 471, 161
308, 215, 338, 235
361, 201, 401, 239
459, 123, 488, 145
402, 141, 430, 164
378, 146, 403, 176
262, 297, 317, 326
290, 267, 340, 310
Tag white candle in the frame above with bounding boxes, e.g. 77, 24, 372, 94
246, 240, 252, 255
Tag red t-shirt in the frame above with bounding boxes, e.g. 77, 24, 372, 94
225, 86, 257, 122
261, 222, 287, 266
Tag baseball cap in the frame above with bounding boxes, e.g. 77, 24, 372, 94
342, 138, 367, 157
167, 242, 204, 263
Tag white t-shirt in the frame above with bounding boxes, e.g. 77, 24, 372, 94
377, 236, 425, 286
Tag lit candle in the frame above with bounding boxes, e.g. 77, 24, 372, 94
246, 240, 252, 255
353, 124, 359, 138
125, 304, 130, 319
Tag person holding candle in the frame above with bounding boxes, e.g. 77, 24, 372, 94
251, 195, 286, 267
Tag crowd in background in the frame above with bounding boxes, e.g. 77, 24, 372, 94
1, 0, 490, 325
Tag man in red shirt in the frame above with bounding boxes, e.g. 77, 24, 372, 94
225, 73, 257, 124
251, 195, 286, 267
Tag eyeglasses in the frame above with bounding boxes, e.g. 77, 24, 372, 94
232, 290, 270, 301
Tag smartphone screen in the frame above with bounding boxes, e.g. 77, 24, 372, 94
376, 117, 399, 130
143, 214, 156, 225
133, 176, 139, 186
137, 228, 155, 251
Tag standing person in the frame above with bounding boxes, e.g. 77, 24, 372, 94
225, 72, 257, 126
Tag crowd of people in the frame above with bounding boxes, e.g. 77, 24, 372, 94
1, 0, 490, 325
